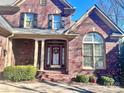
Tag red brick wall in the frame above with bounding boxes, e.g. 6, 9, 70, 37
0, 35, 7, 71
12, 39, 35, 65
68, 12, 120, 79
3, 0, 71, 28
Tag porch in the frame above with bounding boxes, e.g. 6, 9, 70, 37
12, 39, 68, 73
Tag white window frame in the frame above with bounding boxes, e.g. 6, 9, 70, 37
48, 14, 62, 30
82, 32, 106, 70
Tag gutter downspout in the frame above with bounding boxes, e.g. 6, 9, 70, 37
5, 33, 14, 67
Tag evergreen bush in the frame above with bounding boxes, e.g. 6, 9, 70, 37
4, 66, 37, 82
99, 76, 115, 86
75, 75, 89, 83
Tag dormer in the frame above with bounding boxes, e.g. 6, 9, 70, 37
3, 0, 75, 29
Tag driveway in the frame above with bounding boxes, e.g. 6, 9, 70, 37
0, 80, 124, 93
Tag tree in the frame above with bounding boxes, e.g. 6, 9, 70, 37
113, 0, 124, 10
97, 0, 124, 31
97, 0, 124, 85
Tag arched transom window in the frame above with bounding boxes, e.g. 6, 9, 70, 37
83, 32, 105, 69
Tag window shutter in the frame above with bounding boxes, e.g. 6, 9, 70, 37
48, 15, 52, 29
34, 14, 38, 28
20, 13, 24, 27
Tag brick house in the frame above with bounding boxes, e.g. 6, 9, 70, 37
0, 0, 123, 81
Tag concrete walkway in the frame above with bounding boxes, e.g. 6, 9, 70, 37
0, 80, 124, 93
0, 81, 91, 93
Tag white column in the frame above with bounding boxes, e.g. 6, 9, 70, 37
7, 39, 12, 66
34, 40, 38, 67
40, 39, 45, 71
66, 40, 69, 72
4, 37, 9, 67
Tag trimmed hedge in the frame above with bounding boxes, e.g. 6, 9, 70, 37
4, 66, 37, 82
99, 76, 115, 86
75, 75, 89, 83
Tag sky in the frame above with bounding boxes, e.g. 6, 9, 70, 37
67, 0, 97, 21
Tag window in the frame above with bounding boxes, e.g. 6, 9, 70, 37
40, 0, 47, 6
20, 13, 37, 28
83, 33, 105, 69
48, 14, 62, 30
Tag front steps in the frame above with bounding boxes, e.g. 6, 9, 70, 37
37, 71, 71, 82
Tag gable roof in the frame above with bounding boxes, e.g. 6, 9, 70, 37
51, 0, 75, 16
0, 16, 12, 36
9, 0, 75, 17
0, 26, 12, 37
66, 5, 123, 34
0, 16, 13, 31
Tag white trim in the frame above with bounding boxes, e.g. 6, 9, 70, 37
49, 14, 61, 30
34, 40, 39, 67
60, 0, 73, 8
12, 0, 25, 6
40, 39, 45, 71
82, 32, 106, 69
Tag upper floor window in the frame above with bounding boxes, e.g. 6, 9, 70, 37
20, 13, 37, 28
83, 32, 105, 69
48, 14, 64, 30
40, 0, 47, 6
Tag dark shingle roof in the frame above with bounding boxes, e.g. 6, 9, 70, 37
0, 16, 12, 31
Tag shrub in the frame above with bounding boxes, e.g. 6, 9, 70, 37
75, 75, 89, 83
4, 66, 37, 82
89, 75, 97, 83
100, 76, 115, 86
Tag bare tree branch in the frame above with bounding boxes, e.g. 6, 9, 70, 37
97, 0, 124, 31
114, 0, 124, 10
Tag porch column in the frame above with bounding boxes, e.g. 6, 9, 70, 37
7, 39, 12, 66
34, 40, 38, 67
40, 39, 45, 71
4, 37, 9, 67
66, 40, 69, 72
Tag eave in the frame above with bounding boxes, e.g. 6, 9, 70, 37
12, 33, 77, 41
51, 0, 75, 17
0, 26, 12, 37
111, 35, 124, 38
63, 8, 75, 17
